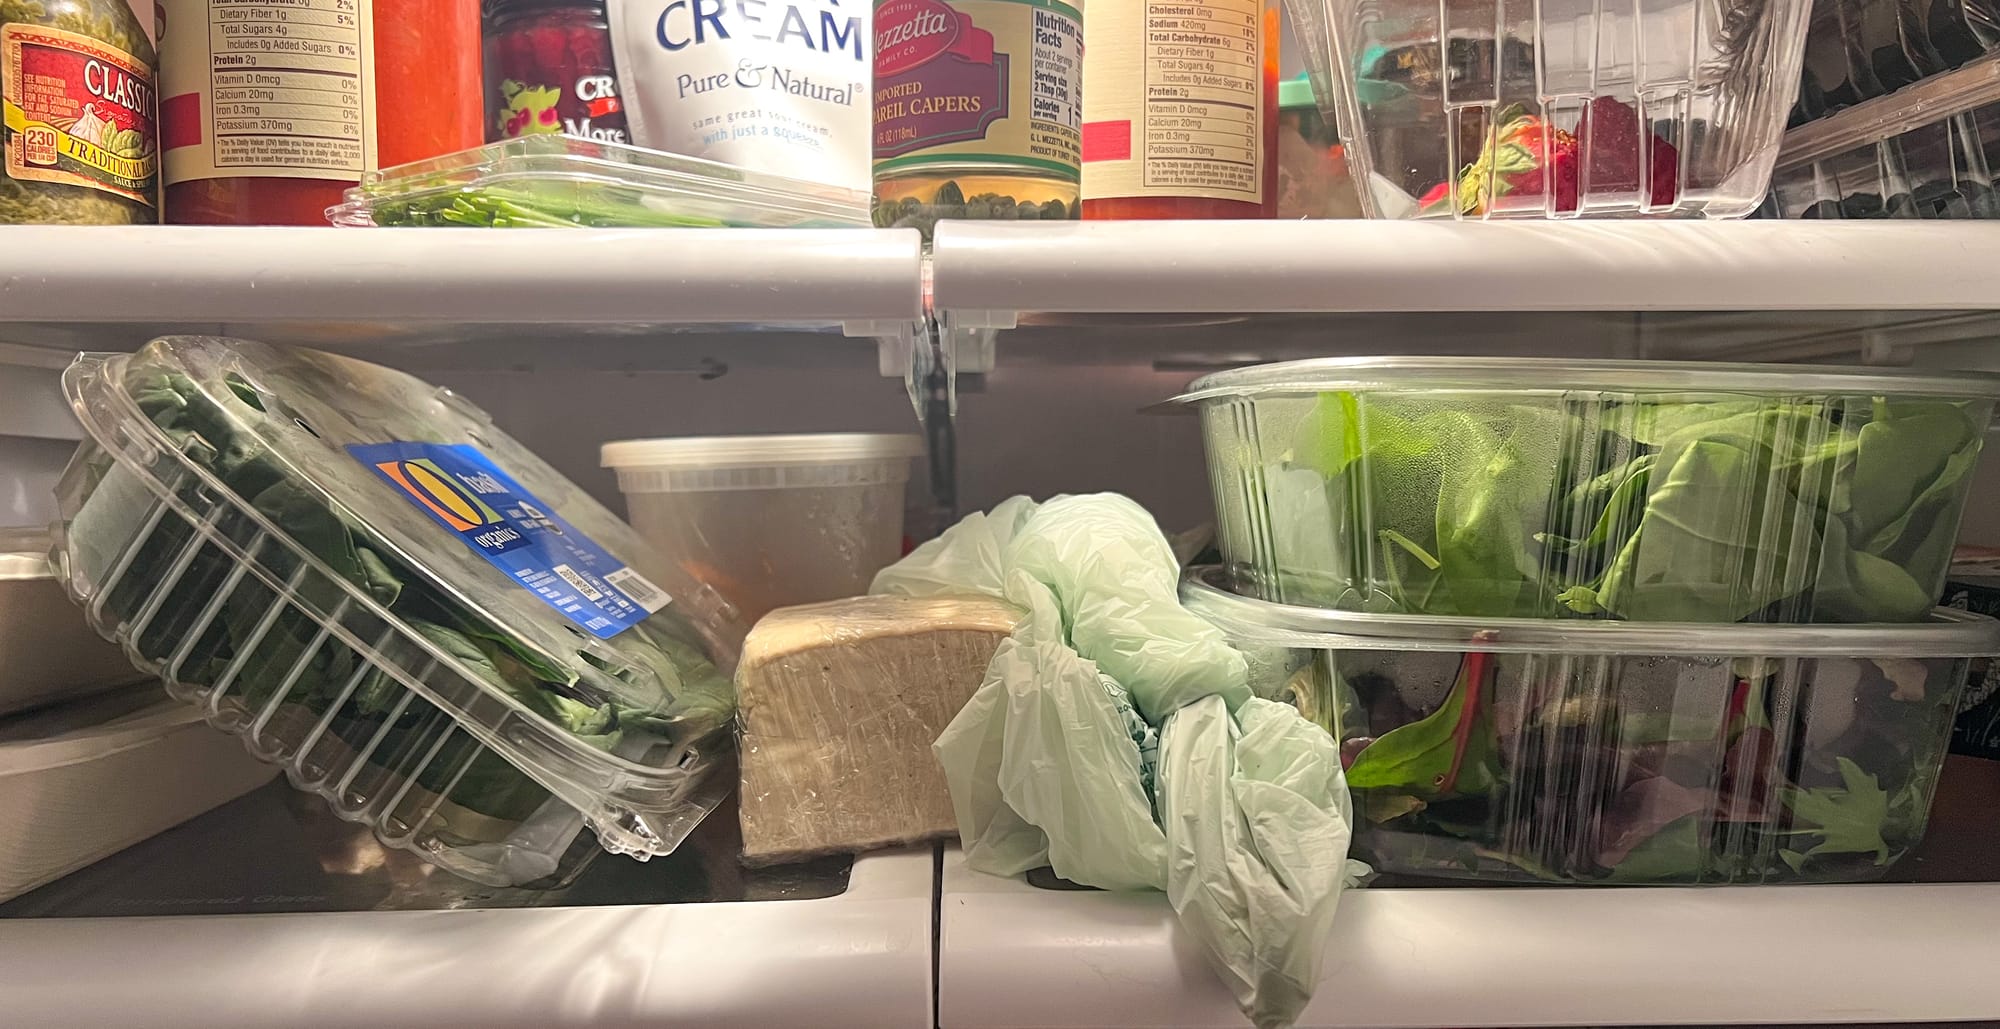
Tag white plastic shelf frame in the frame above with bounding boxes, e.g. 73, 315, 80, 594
0, 847, 937, 1029
938, 848, 2000, 1028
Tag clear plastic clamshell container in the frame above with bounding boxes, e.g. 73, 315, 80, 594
1283, 0, 1812, 218
1183, 566, 2000, 884
52, 337, 746, 886
1177, 356, 2000, 624
327, 135, 874, 228
1770, 51, 2000, 218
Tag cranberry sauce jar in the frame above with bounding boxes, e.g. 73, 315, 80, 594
483, 0, 629, 144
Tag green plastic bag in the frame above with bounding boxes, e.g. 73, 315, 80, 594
874, 494, 1358, 1028
1160, 695, 1357, 1028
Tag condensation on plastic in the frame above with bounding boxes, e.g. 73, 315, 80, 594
52, 338, 745, 887
327, 135, 874, 228
734, 594, 1019, 866
1770, 51, 2000, 219
1178, 356, 2000, 623
1284, 0, 1812, 218
1183, 565, 2000, 884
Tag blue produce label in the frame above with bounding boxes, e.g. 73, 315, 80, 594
347, 441, 670, 638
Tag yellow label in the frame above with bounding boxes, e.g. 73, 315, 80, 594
1080, 0, 1265, 204
1, 24, 159, 206
158, 0, 378, 184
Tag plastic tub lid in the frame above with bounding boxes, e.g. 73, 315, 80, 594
1173, 356, 2000, 404
0, 690, 196, 771
0, 527, 51, 581
601, 433, 925, 471
1280, 78, 1316, 110
1181, 567, 2000, 657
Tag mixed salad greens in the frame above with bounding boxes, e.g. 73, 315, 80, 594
1289, 391, 1985, 623
1327, 646, 1952, 883
73, 363, 734, 835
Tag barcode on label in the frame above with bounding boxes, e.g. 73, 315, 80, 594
553, 564, 604, 602
605, 567, 671, 613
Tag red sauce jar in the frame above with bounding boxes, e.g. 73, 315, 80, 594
483, 0, 627, 145
159, 0, 483, 225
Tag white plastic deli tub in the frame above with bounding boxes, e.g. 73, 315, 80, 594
602, 433, 925, 624
0, 527, 147, 718
0, 689, 274, 903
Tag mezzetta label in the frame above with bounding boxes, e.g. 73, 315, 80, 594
2, 24, 158, 205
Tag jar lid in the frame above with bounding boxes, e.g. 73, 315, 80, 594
485, 0, 605, 21
1280, 78, 1317, 110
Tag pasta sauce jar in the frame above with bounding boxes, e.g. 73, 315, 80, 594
483, 0, 626, 144
157, 0, 482, 225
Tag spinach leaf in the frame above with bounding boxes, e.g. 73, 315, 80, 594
1813, 516, 1935, 623
1847, 401, 1972, 544
1569, 437, 1791, 621
1432, 408, 1563, 617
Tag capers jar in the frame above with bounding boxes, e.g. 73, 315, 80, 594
872, 0, 1082, 240
0, 0, 159, 223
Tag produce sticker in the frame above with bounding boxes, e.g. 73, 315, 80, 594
348, 441, 672, 639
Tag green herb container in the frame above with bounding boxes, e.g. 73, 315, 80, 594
1183, 565, 2000, 884
1177, 356, 2000, 624
52, 337, 746, 887
326, 135, 873, 228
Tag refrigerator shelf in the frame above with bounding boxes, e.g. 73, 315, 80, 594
0, 227, 926, 353
0, 782, 936, 1029
928, 220, 2000, 326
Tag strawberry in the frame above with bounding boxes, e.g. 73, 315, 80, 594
1419, 98, 1680, 216
1420, 105, 1577, 216
1577, 96, 1680, 209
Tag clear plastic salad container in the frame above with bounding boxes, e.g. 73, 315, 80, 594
1176, 356, 2000, 624
327, 135, 873, 228
1183, 565, 2000, 884
1284, 0, 1812, 218
52, 336, 746, 887
1770, 51, 2000, 218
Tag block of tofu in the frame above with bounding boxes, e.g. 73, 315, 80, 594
735, 594, 1020, 866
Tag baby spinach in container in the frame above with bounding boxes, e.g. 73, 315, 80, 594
53, 337, 745, 886
1179, 357, 2000, 624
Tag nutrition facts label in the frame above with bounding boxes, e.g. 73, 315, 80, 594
1080, 0, 1264, 203
1142, 1, 1258, 193
160, 0, 377, 184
